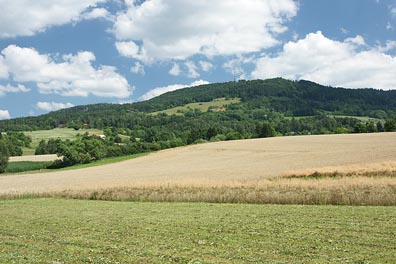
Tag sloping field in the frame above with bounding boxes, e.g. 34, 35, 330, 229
9, 154, 59, 162
1, 133, 396, 195
22, 128, 103, 155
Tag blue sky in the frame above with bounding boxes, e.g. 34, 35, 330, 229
0, 0, 395, 119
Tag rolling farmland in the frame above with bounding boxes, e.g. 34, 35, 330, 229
1, 133, 396, 200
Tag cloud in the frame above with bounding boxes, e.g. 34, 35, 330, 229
130, 62, 145, 75
199, 61, 214, 72
185, 61, 200, 78
113, 0, 298, 62
252, 31, 396, 90
36, 101, 75, 112
1, 45, 132, 98
0, 56, 8, 79
80, 7, 113, 21
345, 35, 366, 46
168, 60, 212, 77
115, 41, 149, 62
0, 110, 10, 120
140, 80, 210, 101
391, 6, 396, 17
340, 27, 349, 34
223, 55, 255, 79
0, 84, 30, 96
169, 63, 181, 76
376, 40, 396, 52
0, 0, 106, 38
387, 22, 394, 31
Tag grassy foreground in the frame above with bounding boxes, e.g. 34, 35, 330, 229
0, 199, 395, 263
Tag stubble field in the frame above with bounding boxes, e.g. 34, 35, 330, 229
1, 133, 396, 205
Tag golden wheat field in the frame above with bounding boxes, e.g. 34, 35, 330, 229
1, 132, 396, 199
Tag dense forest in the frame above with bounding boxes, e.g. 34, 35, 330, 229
2, 78, 396, 131
2, 78, 396, 169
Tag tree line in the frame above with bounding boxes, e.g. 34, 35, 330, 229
0, 132, 32, 173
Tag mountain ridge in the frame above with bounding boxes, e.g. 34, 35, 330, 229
1, 78, 395, 133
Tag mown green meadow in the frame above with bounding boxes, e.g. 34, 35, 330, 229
150, 97, 241, 116
4, 161, 52, 173
0, 199, 395, 263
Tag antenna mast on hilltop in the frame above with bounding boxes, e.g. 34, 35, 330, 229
232, 69, 237, 82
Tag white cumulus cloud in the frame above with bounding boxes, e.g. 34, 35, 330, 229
252, 31, 396, 90
169, 63, 181, 76
0, 110, 10, 120
0, 56, 8, 79
140, 80, 210, 101
115, 41, 149, 62
1, 45, 132, 98
80, 7, 112, 21
185, 61, 200, 78
36, 101, 75, 112
345, 35, 366, 46
199, 61, 214, 72
0, 0, 106, 38
376, 40, 396, 52
0, 84, 30, 96
130, 62, 145, 75
113, 0, 298, 62
223, 55, 255, 79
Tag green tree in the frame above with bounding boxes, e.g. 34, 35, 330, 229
384, 119, 396, 132
256, 123, 276, 138
366, 121, 377, 133
0, 140, 10, 173
35, 140, 48, 155
376, 121, 384, 132
354, 123, 367, 133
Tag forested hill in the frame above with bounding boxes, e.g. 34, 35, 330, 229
131, 78, 396, 115
2, 78, 396, 133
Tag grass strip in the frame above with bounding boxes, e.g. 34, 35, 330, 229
5, 161, 52, 173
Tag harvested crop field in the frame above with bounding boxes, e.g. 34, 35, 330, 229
1, 133, 396, 198
9, 154, 59, 162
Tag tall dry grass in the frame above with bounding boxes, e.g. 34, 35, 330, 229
282, 160, 396, 179
2, 174, 395, 206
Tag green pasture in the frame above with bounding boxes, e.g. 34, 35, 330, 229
5, 161, 52, 173
0, 199, 394, 263
151, 98, 241, 116
22, 128, 103, 155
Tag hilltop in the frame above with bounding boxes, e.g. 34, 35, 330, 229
0, 78, 396, 132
